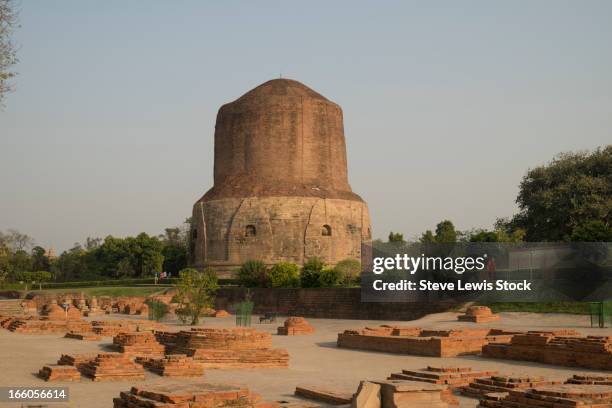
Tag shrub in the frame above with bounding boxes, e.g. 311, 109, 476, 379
318, 267, 343, 287
268, 262, 300, 288
174, 268, 218, 325
146, 299, 169, 322
237, 260, 269, 287
333, 259, 361, 284
300, 257, 325, 288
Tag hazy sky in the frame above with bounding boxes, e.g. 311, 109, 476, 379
1, 1, 611, 252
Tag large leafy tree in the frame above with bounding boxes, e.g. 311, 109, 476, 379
419, 220, 458, 243
31, 246, 50, 271
0, 0, 17, 106
509, 146, 611, 241
159, 226, 189, 275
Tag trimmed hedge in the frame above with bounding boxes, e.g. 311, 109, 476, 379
5, 277, 237, 289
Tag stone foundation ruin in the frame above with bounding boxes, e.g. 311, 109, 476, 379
337, 326, 519, 357
155, 328, 289, 368
482, 331, 612, 370
113, 383, 277, 408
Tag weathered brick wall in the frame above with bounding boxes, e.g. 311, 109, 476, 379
192, 197, 370, 276
214, 287, 456, 320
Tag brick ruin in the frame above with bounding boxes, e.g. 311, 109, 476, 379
482, 331, 612, 370
277, 317, 315, 335
113, 383, 278, 408
191, 79, 371, 276
478, 384, 612, 408
112, 331, 166, 358
461, 374, 563, 398
91, 319, 167, 336
457, 306, 500, 323
567, 373, 612, 385
355, 380, 450, 408
64, 331, 102, 341
337, 326, 520, 357
57, 353, 97, 370
294, 385, 353, 405
136, 355, 204, 377
214, 310, 231, 317
389, 366, 498, 388
38, 365, 81, 382
156, 328, 289, 369
80, 353, 146, 382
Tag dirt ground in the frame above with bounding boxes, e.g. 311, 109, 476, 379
0, 311, 609, 408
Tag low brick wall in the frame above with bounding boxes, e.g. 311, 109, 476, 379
214, 288, 456, 321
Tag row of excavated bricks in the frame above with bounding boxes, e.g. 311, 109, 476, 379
113, 383, 278, 408
478, 384, 612, 408
337, 326, 520, 357
49, 353, 206, 380
155, 328, 290, 369
483, 332, 612, 371
136, 355, 205, 377
389, 366, 498, 387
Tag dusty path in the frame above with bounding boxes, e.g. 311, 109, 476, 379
0, 311, 609, 408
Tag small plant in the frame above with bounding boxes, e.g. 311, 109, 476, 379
235, 289, 254, 327
300, 257, 325, 288
146, 299, 169, 322
268, 262, 300, 288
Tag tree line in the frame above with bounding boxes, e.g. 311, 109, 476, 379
0, 222, 191, 286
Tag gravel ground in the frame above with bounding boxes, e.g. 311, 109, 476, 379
0, 311, 609, 408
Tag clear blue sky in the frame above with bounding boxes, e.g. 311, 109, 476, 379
1, 1, 611, 251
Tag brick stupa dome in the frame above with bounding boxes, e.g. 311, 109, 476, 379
191, 78, 371, 275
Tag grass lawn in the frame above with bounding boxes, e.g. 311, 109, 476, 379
485, 301, 591, 314
34, 286, 169, 297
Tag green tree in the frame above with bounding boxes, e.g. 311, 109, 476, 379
419, 230, 436, 243
268, 262, 300, 288
510, 146, 611, 241
174, 268, 218, 325
0, 0, 17, 106
55, 245, 88, 281
9, 250, 32, 276
237, 260, 269, 287
30, 271, 52, 290
333, 259, 361, 284
469, 230, 500, 242
318, 267, 343, 287
0, 241, 10, 286
160, 227, 189, 275
300, 257, 325, 288
434, 220, 457, 243
31, 246, 50, 271
570, 220, 612, 242
388, 231, 405, 244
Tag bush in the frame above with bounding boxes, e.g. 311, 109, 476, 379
237, 260, 269, 287
174, 268, 218, 325
333, 259, 361, 284
318, 267, 343, 287
146, 299, 169, 322
268, 262, 300, 288
300, 257, 325, 288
